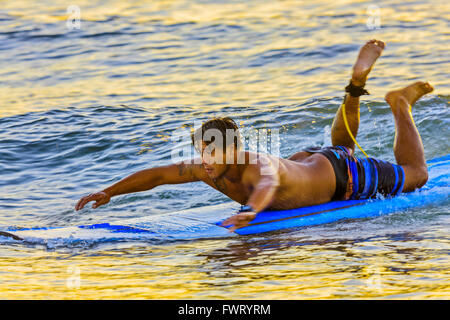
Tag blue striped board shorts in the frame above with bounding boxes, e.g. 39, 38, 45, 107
303, 145, 406, 201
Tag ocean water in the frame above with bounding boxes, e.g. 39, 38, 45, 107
0, 0, 449, 299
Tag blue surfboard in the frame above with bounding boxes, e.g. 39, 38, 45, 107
1, 154, 448, 245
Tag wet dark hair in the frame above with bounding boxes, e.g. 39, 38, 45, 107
191, 117, 242, 151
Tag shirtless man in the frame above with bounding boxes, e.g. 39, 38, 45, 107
75, 39, 433, 232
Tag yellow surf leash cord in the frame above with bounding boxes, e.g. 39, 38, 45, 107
341, 101, 370, 158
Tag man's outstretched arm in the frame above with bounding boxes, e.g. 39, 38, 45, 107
75, 160, 202, 211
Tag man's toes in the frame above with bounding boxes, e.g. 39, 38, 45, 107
376, 40, 385, 49
414, 81, 434, 95
366, 39, 385, 49
421, 82, 434, 93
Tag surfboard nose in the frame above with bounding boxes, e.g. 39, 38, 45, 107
0, 231, 23, 241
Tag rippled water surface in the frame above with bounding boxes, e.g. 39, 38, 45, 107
0, 0, 449, 299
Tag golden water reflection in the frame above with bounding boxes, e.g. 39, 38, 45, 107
1, 230, 448, 299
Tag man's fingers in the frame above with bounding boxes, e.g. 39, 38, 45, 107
221, 215, 251, 232
221, 216, 236, 227
92, 195, 110, 209
221, 216, 242, 227
76, 194, 99, 211
77, 199, 88, 210
228, 221, 239, 232
75, 197, 88, 211
221, 219, 231, 227
79, 196, 92, 210
228, 221, 249, 233
92, 199, 104, 209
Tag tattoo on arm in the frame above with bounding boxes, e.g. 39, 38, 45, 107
178, 162, 187, 176
177, 161, 200, 179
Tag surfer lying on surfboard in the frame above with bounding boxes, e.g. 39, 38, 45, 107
75, 39, 433, 232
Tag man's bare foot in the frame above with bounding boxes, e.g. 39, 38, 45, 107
351, 39, 385, 87
385, 81, 434, 113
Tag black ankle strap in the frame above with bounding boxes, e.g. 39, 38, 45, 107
345, 80, 370, 97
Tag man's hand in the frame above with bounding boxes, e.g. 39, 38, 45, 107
221, 211, 257, 232
75, 191, 111, 211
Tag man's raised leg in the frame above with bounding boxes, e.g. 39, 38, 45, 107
331, 40, 385, 155
385, 81, 434, 192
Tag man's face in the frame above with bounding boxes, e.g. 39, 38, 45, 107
200, 142, 230, 179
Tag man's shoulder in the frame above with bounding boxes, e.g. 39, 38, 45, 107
241, 153, 284, 183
